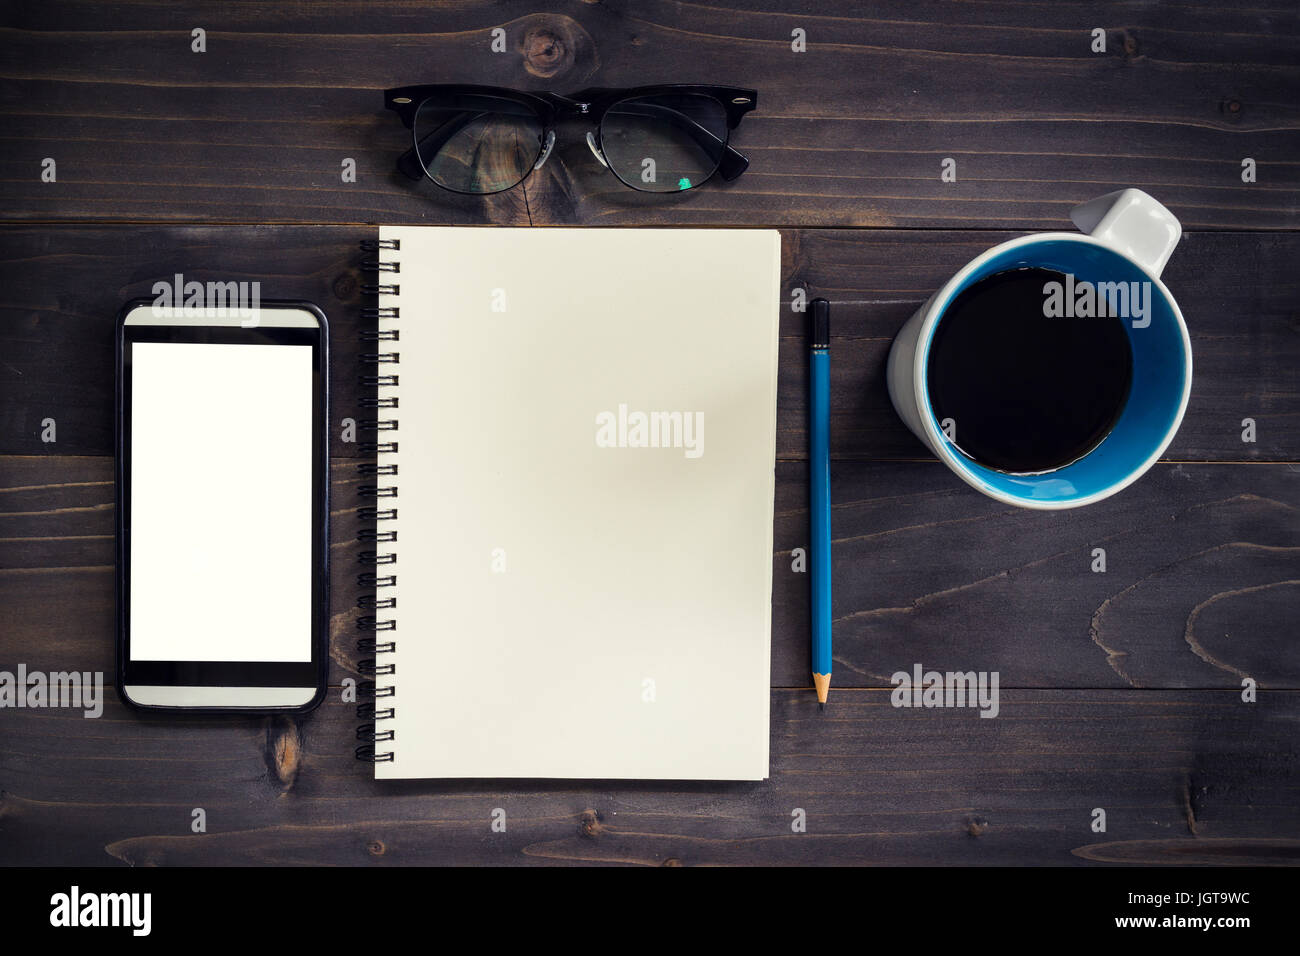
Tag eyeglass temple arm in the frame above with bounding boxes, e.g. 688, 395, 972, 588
608, 101, 750, 181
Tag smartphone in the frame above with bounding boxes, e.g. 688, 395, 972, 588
115, 299, 329, 712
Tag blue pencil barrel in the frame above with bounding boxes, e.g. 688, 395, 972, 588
809, 344, 832, 677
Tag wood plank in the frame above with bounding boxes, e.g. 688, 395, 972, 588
3, 456, 1295, 690
1, 1, 1295, 228
772, 460, 1300, 691
1, 226, 1295, 460
1, 689, 1295, 865
782, 229, 1300, 463
0, 225, 368, 460
2, 0, 1295, 873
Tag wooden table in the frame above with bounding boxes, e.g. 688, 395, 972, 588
1, 1, 1297, 866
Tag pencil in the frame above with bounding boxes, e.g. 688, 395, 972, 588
809, 298, 833, 707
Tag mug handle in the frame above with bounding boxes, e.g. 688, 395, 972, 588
1069, 188, 1182, 278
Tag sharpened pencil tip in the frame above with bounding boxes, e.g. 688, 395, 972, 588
818, 701, 825, 712
812, 672, 831, 706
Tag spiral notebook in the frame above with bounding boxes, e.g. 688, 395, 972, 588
355, 227, 781, 780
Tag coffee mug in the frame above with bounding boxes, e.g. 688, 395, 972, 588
886, 188, 1192, 510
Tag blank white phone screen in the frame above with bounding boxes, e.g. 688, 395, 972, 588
130, 341, 314, 662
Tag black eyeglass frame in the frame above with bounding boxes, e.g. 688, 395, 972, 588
384, 83, 758, 195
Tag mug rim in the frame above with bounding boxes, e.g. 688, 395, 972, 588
911, 232, 1193, 510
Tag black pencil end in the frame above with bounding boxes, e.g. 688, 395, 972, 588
809, 298, 830, 349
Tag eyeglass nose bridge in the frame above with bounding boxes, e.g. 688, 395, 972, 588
534, 125, 609, 174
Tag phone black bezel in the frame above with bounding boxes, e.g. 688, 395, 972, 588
114, 298, 330, 714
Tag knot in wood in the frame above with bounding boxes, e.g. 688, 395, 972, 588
524, 30, 568, 76
514, 15, 597, 81
579, 808, 604, 838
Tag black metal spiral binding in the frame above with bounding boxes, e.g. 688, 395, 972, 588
355, 237, 400, 763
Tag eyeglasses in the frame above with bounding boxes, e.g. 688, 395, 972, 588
384, 84, 757, 195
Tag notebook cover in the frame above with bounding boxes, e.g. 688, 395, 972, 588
372, 227, 780, 780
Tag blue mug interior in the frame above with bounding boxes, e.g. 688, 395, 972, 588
919, 238, 1188, 504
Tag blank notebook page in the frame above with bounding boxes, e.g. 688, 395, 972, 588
375, 227, 780, 780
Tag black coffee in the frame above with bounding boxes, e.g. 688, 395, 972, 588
926, 267, 1133, 474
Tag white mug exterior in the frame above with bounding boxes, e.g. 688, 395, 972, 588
885, 189, 1192, 510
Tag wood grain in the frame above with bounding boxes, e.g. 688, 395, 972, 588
0, 1, 1295, 228
0, 226, 1295, 460
1, 688, 1296, 866
1, 0, 1297, 869
3, 455, 1295, 690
